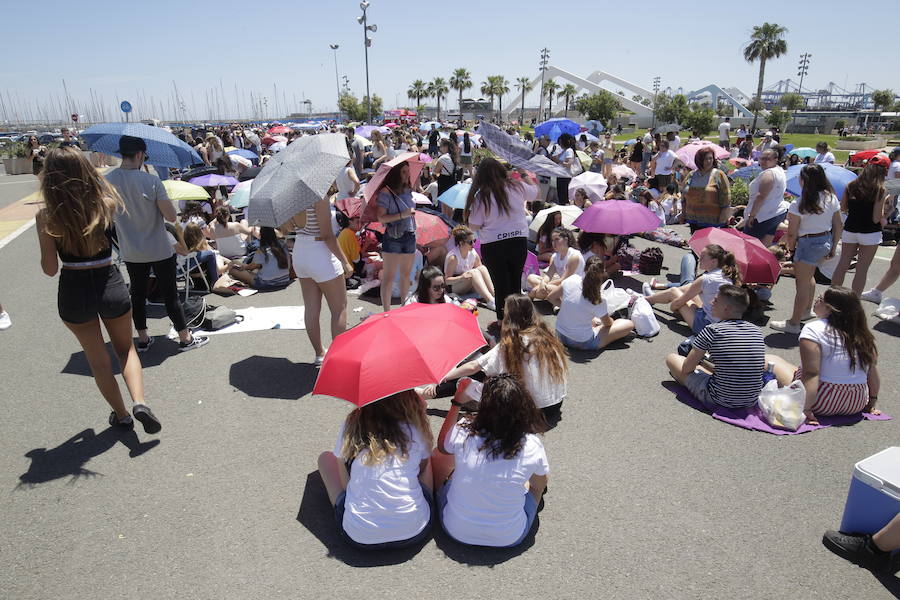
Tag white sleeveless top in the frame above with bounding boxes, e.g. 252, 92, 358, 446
552, 246, 585, 277
748, 166, 787, 222
445, 246, 477, 276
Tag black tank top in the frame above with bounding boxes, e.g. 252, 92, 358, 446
843, 184, 881, 234
57, 229, 114, 263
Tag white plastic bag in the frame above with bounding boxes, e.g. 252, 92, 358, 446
628, 296, 660, 338
601, 279, 631, 314
874, 298, 900, 322
757, 380, 806, 431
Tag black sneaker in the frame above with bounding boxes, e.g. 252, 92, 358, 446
136, 337, 155, 353
822, 530, 893, 573
108, 411, 134, 429
132, 404, 162, 434
178, 335, 209, 352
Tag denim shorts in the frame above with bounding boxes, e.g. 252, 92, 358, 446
745, 212, 786, 239
793, 234, 832, 266
691, 308, 712, 335
58, 265, 131, 324
334, 488, 434, 550
684, 370, 717, 410
556, 328, 602, 350
437, 478, 539, 548
382, 230, 417, 254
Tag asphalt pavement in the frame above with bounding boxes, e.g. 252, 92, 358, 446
1, 178, 898, 599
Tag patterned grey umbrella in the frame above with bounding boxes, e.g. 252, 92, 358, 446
247, 133, 350, 227
477, 121, 570, 178
652, 123, 682, 135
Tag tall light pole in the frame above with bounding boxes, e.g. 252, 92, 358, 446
357, 2, 377, 123
329, 44, 341, 120
538, 47, 550, 122
652, 76, 661, 128
797, 53, 811, 98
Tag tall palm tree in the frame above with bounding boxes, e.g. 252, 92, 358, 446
480, 77, 496, 114
743, 22, 788, 132
449, 68, 472, 126
407, 79, 427, 109
560, 83, 578, 117
429, 77, 448, 121
494, 76, 510, 122
543, 79, 560, 119
515, 76, 533, 125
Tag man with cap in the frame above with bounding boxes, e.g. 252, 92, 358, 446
106, 135, 209, 353
755, 131, 777, 153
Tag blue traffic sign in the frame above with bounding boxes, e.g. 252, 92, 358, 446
120, 101, 132, 113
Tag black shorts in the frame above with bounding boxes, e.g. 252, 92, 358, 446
58, 265, 132, 324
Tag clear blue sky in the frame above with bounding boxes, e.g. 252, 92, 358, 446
2, 0, 896, 122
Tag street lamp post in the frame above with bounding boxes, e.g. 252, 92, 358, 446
652, 76, 660, 128
329, 44, 341, 120
538, 47, 550, 122
357, 2, 377, 123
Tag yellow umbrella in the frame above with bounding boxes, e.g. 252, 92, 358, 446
162, 180, 210, 202
576, 150, 593, 172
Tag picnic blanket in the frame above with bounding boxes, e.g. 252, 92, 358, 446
672, 384, 891, 435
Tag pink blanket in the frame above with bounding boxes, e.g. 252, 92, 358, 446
672, 385, 891, 435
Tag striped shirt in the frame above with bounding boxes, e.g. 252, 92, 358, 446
297, 206, 320, 237
692, 319, 765, 408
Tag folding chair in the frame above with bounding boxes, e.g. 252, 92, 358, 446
175, 252, 210, 301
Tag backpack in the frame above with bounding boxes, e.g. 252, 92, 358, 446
182, 296, 207, 329
202, 304, 241, 331
638, 247, 664, 275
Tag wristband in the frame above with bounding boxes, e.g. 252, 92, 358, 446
450, 399, 464, 407
868, 395, 878, 401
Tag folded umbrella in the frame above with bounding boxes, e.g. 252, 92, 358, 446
572, 199, 660, 235
437, 182, 471, 210
529, 205, 583, 234
313, 303, 486, 407
247, 133, 350, 227
675, 141, 730, 169
367, 210, 450, 247
80, 122, 203, 168
188, 173, 238, 187
785, 163, 857, 200
162, 180, 210, 202
478, 120, 570, 178
688, 227, 781, 284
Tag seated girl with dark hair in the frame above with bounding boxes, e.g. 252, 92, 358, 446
233, 226, 291, 290
527, 227, 584, 305
577, 231, 624, 279
405, 266, 456, 305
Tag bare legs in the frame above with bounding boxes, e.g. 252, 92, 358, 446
787, 262, 817, 326
832, 242, 879, 295
470, 266, 495, 302
380, 252, 415, 312
765, 353, 798, 386
872, 244, 900, 292
595, 318, 635, 348
300, 275, 348, 359
317, 451, 348, 505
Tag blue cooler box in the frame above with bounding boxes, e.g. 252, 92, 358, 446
840, 447, 900, 534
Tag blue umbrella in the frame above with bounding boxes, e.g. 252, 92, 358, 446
785, 163, 857, 199
623, 139, 638, 146
227, 148, 259, 163
437, 183, 471, 210
534, 118, 580, 142
732, 165, 762, 180
80, 122, 202, 168
788, 147, 816, 159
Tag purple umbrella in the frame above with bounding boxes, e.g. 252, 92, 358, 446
355, 125, 379, 139
572, 199, 660, 235
188, 174, 239, 187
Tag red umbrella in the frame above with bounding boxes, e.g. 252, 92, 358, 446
688, 227, 781, 284
262, 135, 288, 146
848, 149, 882, 166
361, 152, 429, 222
267, 125, 292, 135
367, 210, 450, 246
572, 199, 660, 235
334, 197, 363, 219
313, 303, 486, 407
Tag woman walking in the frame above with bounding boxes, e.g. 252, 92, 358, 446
35, 148, 161, 433
770, 164, 842, 334
465, 158, 537, 321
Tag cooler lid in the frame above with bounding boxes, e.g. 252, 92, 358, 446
854, 447, 900, 500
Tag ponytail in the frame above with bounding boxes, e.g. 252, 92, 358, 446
705, 244, 742, 286
215, 206, 230, 226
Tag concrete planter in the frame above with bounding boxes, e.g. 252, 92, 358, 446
836, 137, 886, 151
2, 157, 34, 175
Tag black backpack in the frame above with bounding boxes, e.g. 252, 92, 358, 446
182, 297, 207, 329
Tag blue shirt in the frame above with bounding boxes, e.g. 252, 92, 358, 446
377, 189, 416, 236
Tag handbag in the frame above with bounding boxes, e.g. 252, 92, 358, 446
600, 278, 631, 314
757, 380, 806, 431
628, 295, 660, 338
384, 190, 409, 240
616, 245, 640, 272
202, 305, 242, 331
639, 247, 664, 275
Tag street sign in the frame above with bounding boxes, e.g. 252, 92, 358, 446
120, 101, 132, 113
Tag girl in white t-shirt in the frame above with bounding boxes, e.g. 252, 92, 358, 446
643, 244, 741, 334
432, 375, 549, 547
766, 287, 881, 425
317, 390, 435, 549
405, 265, 457, 305
444, 225, 495, 309
527, 227, 585, 305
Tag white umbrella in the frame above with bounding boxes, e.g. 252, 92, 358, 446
568, 171, 608, 202
227, 154, 252, 168
269, 141, 287, 153
528, 205, 583, 234
610, 164, 637, 181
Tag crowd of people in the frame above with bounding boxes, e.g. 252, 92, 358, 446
12, 115, 900, 554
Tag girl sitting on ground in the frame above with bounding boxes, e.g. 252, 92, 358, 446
551, 256, 635, 350
440, 294, 568, 421
572, 187, 593, 210
317, 390, 435, 549
766, 286, 881, 425
642, 244, 742, 334
527, 227, 585, 305
209, 206, 257, 259
405, 266, 456, 305
183, 222, 253, 287
234, 227, 291, 290
578, 231, 623, 278
431, 376, 548, 548
535, 209, 562, 263
444, 225, 495, 310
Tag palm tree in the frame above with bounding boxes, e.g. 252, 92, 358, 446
407, 79, 428, 110
515, 76, 533, 125
494, 76, 510, 123
743, 22, 788, 132
429, 77, 448, 121
560, 83, 578, 117
543, 79, 560, 119
480, 77, 496, 115
449, 68, 472, 126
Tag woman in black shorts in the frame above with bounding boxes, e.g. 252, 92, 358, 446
35, 148, 161, 433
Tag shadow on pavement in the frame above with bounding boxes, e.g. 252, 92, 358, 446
61, 341, 173, 376
296, 471, 429, 567
229, 356, 317, 399
874, 320, 900, 337
874, 572, 900, 598
764, 332, 800, 349
15, 427, 159, 489
432, 513, 538, 566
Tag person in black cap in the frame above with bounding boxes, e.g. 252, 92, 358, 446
105, 135, 209, 353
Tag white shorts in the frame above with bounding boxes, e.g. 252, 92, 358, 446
841, 230, 882, 246
292, 236, 343, 283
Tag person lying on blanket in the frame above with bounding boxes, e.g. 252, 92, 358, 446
665, 285, 765, 411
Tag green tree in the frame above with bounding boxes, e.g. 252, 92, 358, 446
449, 68, 472, 126
573, 90, 621, 126
515, 76, 533, 125
780, 92, 804, 111
765, 106, 791, 131
716, 101, 732, 117
543, 79, 560, 118
428, 77, 448, 121
407, 80, 428, 108
338, 92, 383, 122
684, 104, 717, 136
493, 76, 510, 121
362, 94, 382, 121
873, 89, 895, 112
656, 94, 690, 125
560, 84, 578, 117
743, 22, 789, 132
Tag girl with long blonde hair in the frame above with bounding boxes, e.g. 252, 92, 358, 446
36, 147, 161, 433
317, 390, 435, 549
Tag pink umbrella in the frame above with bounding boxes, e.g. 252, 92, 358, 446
384, 122, 399, 128
418, 153, 432, 163
572, 199, 660, 235
610, 164, 636, 180
412, 191, 432, 205
267, 125, 291, 135
361, 152, 429, 223
676, 141, 730, 169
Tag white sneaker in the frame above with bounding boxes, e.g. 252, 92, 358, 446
484, 299, 496, 311
642, 282, 652, 297
861, 288, 883, 304
769, 320, 802, 334
0, 311, 10, 330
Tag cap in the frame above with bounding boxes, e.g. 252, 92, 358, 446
764, 131, 773, 137
868, 154, 890, 168
117, 135, 146, 154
